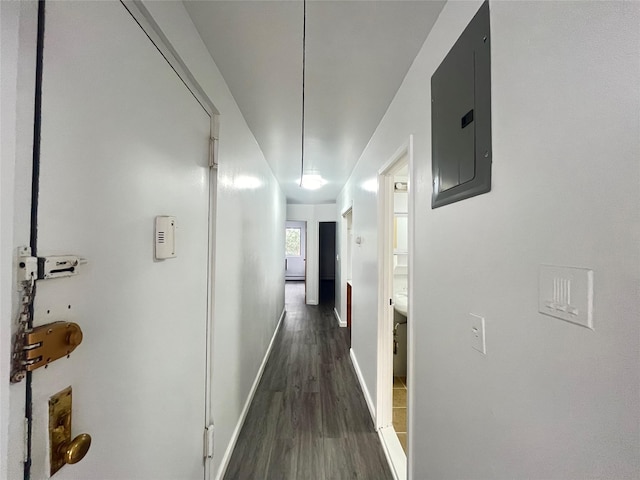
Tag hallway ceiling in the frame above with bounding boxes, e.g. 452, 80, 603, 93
184, 0, 445, 204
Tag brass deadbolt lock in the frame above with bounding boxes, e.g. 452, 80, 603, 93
25, 322, 83, 372
49, 387, 92, 475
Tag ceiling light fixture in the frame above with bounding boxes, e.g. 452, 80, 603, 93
300, 173, 327, 190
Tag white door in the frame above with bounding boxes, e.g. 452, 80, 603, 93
285, 221, 306, 281
28, 2, 210, 478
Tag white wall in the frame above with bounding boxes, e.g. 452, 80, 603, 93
1, 2, 38, 478
337, 1, 640, 478
336, 177, 379, 398
286, 204, 336, 305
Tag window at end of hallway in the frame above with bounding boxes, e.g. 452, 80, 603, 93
286, 228, 301, 256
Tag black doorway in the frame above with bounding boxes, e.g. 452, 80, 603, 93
318, 221, 336, 305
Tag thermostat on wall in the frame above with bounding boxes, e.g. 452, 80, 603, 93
155, 216, 176, 260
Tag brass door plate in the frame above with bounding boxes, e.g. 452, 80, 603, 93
49, 387, 72, 476
25, 322, 83, 371
49, 387, 92, 475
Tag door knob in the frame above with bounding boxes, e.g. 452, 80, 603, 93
61, 433, 92, 465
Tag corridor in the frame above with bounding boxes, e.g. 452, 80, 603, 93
224, 282, 392, 479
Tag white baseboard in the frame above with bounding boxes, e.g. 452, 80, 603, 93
350, 349, 405, 479
334, 307, 346, 327
349, 348, 376, 425
215, 307, 286, 480
378, 425, 406, 480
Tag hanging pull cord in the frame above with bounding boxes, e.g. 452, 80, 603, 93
299, 0, 306, 187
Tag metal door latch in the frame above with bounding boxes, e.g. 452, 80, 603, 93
18, 246, 38, 283
18, 249, 87, 281
38, 255, 88, 280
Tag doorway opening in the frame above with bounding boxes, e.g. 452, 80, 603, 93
340, 207, 353, 343
285, 220, 307, 301
318, 221, 336, 306
376, 137, 413, 480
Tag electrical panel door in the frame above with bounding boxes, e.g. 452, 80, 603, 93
431, 1, 492, 208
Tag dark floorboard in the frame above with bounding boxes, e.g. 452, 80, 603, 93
224, 281, 392, 480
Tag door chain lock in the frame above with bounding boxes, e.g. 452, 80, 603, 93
10, 247, 86, 383
10, 248, 37, 383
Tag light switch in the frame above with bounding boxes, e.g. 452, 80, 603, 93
538, 265, 593, 329
470, 314, 486, 354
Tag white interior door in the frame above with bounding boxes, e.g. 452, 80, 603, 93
29, 2, 210, 478
285, 221, 306, 281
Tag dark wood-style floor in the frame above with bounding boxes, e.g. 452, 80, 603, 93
224, 281, 392, 479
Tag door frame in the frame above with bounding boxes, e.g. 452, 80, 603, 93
7, 2, 222, 477
1, 2, 40, 478
339, 206, 353, 328
375, 136, 413, 480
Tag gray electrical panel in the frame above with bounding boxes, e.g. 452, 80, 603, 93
431, 1, 491, 208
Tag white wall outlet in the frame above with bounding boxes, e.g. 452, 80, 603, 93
470, 314, 486, 354
539, 265, 593, 329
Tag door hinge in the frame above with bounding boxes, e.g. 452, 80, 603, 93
204, 424, 214, 459
23, 417, 29, 463
208, 137, 219, 168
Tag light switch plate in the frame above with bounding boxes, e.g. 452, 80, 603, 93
538, 265, 593, 329
470, 314, 486, 354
